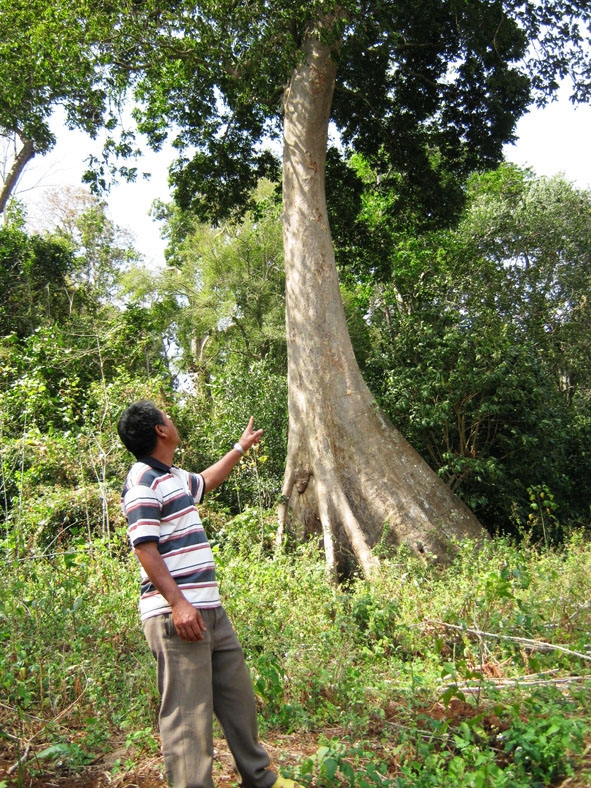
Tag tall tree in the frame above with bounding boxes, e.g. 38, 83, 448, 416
2, 0, 590, 574
457, 166, 591, 393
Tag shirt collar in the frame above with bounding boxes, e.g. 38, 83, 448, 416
137, 456, 173, 473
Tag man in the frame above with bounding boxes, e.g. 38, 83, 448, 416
118, 400, 296, 788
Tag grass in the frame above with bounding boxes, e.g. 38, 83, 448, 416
1, 523, 591, 787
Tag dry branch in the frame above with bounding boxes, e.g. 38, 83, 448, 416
427, 619, 591, 662
450, 674, 590, 694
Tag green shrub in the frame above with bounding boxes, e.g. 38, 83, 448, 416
2, 528, 591, 784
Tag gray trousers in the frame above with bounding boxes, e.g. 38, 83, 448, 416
143, 606, 276, 788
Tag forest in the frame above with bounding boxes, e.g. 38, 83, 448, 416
1, 0, 591, 786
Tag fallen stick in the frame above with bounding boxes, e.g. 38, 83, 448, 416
7, 745, 30, 775
449, 675, 589, 693
426, 620, 591, 662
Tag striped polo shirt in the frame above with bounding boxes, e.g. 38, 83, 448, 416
121, 456, 221, 621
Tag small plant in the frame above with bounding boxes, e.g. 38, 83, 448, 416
33, 740, 94, 772
293, 740, 393, 788
124, 726, 158, 754
526, 485, 560, 547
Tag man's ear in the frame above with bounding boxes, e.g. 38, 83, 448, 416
155, 423, 166, 437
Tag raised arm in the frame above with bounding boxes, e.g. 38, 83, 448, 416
201, 416, 263, 492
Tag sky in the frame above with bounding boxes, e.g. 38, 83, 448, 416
16, 112, 175, 269
504, 90, 591, 187
14, 89, 591, 269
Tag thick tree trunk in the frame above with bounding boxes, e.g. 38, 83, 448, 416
279, 29, 487, 579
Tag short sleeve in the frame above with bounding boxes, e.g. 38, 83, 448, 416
189, 472, 206, 503
123, 484, 162, 546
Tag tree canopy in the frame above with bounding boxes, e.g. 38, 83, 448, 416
2, 0, 590, 216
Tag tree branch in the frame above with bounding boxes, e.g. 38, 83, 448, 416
428, 619, 591, 662
0, 134, 35, 214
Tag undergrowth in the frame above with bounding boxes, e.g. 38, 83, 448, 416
2, 524, 591, 787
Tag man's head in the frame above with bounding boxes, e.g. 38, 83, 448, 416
117, 400, 166, 459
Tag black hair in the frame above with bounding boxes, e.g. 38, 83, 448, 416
117, 400, 164, 459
